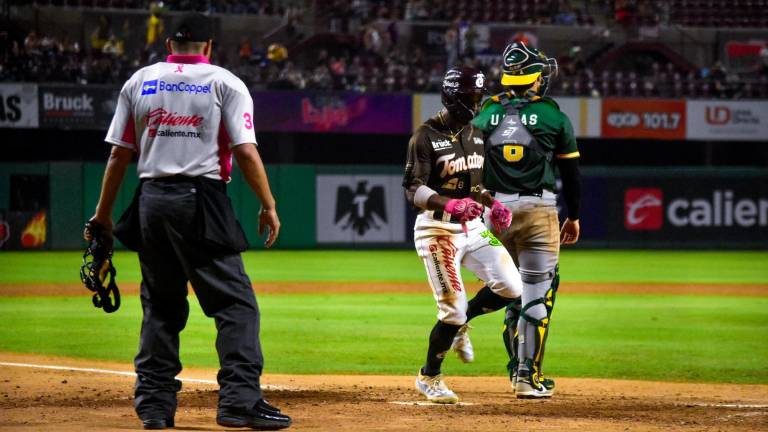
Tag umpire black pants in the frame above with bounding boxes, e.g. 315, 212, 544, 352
134, 178, 263, 420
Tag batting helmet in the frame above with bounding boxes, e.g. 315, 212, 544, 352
500, 42, 558, 95
441, 67, 486, 123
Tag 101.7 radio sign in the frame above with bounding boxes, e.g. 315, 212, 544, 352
602, 98, 686, 140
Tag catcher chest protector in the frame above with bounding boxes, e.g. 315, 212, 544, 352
486, 95, 553, 165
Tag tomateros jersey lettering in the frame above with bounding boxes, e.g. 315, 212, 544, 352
105, 55, 256, 181
403, 116, 485, 201
472, 96, 579, 194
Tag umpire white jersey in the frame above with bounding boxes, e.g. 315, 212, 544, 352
105, 54, 256, 181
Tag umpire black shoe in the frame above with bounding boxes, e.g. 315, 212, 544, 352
142, 417, 174, 429
217, 399, 291, 430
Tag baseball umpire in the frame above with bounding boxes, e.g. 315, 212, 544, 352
85, 13, 291, 430
404, 67, 523, 404
472, 42, 581, 398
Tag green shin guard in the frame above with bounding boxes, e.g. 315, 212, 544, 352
535, 267, 559, 374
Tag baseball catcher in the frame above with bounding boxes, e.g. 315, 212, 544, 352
404, 67, 523, 404
472, 42, 581, 398
80, 220, 121, 313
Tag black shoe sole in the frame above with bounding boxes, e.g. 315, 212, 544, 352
217, 416, 291, 430
143, 418, 174, 429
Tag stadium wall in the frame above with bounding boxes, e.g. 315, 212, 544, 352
0, 164, 765, 251
3, 84, 768, 142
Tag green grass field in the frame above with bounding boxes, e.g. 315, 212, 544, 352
1, 250, 768, 284
0, 250, 767, 384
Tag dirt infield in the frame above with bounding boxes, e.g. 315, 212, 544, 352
1, 281, 767, 297
1, 353, 767, 431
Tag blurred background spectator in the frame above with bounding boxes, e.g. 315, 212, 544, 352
1, 0, 767, 98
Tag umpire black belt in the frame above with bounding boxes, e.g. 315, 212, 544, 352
144, 175, 226, 192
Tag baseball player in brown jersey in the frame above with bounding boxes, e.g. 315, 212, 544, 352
403, 67, 523, 404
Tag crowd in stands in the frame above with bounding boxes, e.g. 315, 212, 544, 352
3, 1, 768, 99
3, 24, 767, 99
15, 0, 288, 15
322, 0, 768, 28
16, 0, 768, 27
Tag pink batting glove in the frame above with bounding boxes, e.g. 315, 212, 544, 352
490, 200, 512, 232
444, 197, 484, 223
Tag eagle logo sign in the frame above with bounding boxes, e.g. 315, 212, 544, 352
334, 181, 387, 235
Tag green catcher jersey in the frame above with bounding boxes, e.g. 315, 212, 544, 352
472, 94, 579, 194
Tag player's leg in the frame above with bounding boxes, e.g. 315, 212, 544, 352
486, 206, 523, 385
503, 297, 522, 386
413, 232, 468, 403
153, 181, 272, 422
134, 181, 192, 427
514, 206, 560, 398
536, 265, 560, 376
462, 225, 522, 322
453, 225, 522, 365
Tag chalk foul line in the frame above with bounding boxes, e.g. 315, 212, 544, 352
0, 361, 296, 391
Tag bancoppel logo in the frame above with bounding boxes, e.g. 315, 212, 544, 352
607, 112, 641, 128
141, 80, 158, 95
624, 188, 663, 230
141, 80, 211, 96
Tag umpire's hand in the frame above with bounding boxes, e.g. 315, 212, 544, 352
259, 207, 280, 248
560, 218, 580, 245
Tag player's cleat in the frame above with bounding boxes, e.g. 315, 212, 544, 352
537, 372, 555, 397
142, 417, 174, 430
450, 324, 474, 363
510, 368, 517, 393
217, 399, 291, 430
415, 371, 459, 404
515, 369, 553, 399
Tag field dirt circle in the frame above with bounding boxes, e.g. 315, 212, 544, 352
1, 353, 767, 431
2, 282, 766, 430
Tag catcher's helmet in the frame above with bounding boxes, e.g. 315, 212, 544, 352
441, 67, 486, 123
500, 42, 558, 94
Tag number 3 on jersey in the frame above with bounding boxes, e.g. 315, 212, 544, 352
503, 144, 524, 162
243, 112, 253, 130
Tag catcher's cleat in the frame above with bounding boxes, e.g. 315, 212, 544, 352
538, 373, 555, 397
415, 371, 459, 404
510, 368, 517, 393
515, 369, 553, 399
450, 324, 474, 363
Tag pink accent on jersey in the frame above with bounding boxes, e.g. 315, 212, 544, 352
166, 54, 210, 64
121, 115, 136, 147
217, 119, 233, 182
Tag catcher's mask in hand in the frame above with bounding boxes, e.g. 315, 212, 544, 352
80, 221, 120, 313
